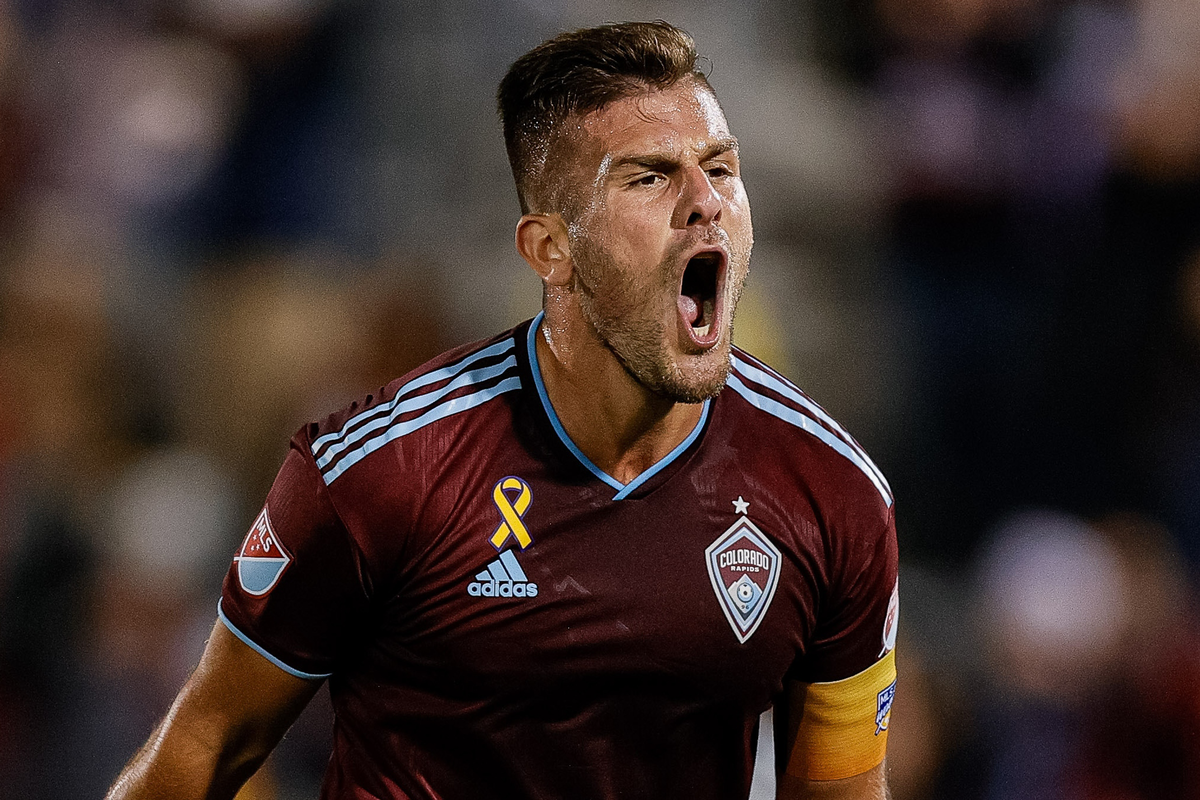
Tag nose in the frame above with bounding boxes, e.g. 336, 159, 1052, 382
673, 166, 722, 229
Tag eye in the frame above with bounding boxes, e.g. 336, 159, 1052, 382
633, 173, 665, 187
705, 163, 735, 179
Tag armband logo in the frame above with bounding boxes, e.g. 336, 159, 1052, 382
876, 679, 896, 735
235, 507, 292, 596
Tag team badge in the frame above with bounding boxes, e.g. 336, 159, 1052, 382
876, 679, 896, 734
235, 507, 292, 596
705, 515, 782, 643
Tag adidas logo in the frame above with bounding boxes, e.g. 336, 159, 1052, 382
467, 549, 539, 598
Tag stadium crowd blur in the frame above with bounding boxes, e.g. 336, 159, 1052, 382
1, 0, 1198, 798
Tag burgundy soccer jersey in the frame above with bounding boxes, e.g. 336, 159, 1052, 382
220, 314, 898, 800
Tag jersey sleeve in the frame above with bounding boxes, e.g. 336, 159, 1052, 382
786, 504, 899, 781
219, 429, 371, 680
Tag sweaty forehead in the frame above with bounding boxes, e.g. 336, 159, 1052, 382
575, 79, 732, 163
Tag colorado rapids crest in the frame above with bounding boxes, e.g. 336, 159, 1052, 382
235, 507, 292, 596
705, 515, 782, 643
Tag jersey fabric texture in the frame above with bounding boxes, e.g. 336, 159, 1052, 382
219, 313, 899, 800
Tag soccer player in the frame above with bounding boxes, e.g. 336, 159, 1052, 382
107, 21, 898, 800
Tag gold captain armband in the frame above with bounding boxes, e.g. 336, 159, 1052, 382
785, 649, 897, 781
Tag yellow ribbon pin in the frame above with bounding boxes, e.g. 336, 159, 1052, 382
490, 476, 533, 549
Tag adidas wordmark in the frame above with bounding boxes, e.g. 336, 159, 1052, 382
467, 549, 539, 598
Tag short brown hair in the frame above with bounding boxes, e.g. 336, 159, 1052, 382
497, 20, 710, 214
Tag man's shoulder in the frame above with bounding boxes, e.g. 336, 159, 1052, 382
722, 347, 893, 510
305, 324, 528, 485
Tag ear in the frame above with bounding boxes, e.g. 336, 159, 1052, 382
515, 213, 573, 287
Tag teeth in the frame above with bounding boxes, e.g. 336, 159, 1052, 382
690, 299, 716, 339
691, 299, 715, 338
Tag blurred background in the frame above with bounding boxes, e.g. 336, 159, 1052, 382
0, 0, 1198, 797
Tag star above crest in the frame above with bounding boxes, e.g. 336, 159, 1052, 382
732, 496, 750, 515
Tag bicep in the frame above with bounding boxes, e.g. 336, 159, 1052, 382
774, 655, 896, 799
173, 618, 322, 760
107, 620, 321, 800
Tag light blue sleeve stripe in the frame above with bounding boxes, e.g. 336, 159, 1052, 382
732, 356, 891, 495
316, 355, 518, 469
311, 338, 515, 453
727, 375, 893, 507
216, 599, 332, 681
322, 377, 523, 483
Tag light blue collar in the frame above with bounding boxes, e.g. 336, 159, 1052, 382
526, 311, 711, 501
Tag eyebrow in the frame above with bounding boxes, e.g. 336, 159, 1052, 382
611, 136, 740, 172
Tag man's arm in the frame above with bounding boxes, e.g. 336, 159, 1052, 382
774, 672, 893, 800
106, 619, 322, 800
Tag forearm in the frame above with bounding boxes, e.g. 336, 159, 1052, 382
105, 682, 272, 800
106, 621, 320, 800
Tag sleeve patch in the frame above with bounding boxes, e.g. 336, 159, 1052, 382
235, 507, 293, 596
881, 578, 899, 656
786, 649, 897, 781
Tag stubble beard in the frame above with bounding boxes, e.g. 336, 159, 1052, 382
570, 236, 747, 404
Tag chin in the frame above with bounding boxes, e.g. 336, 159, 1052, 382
595, 304, 735, 403
647, 343, 733, 404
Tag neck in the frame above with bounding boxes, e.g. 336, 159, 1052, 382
533, 304, 704, 486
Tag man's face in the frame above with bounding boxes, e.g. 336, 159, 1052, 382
560, 77, 753, 403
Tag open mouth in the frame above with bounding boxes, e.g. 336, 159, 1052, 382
678, 250, 725, 344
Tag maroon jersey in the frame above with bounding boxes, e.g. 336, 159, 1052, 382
220, 313, 898, 800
